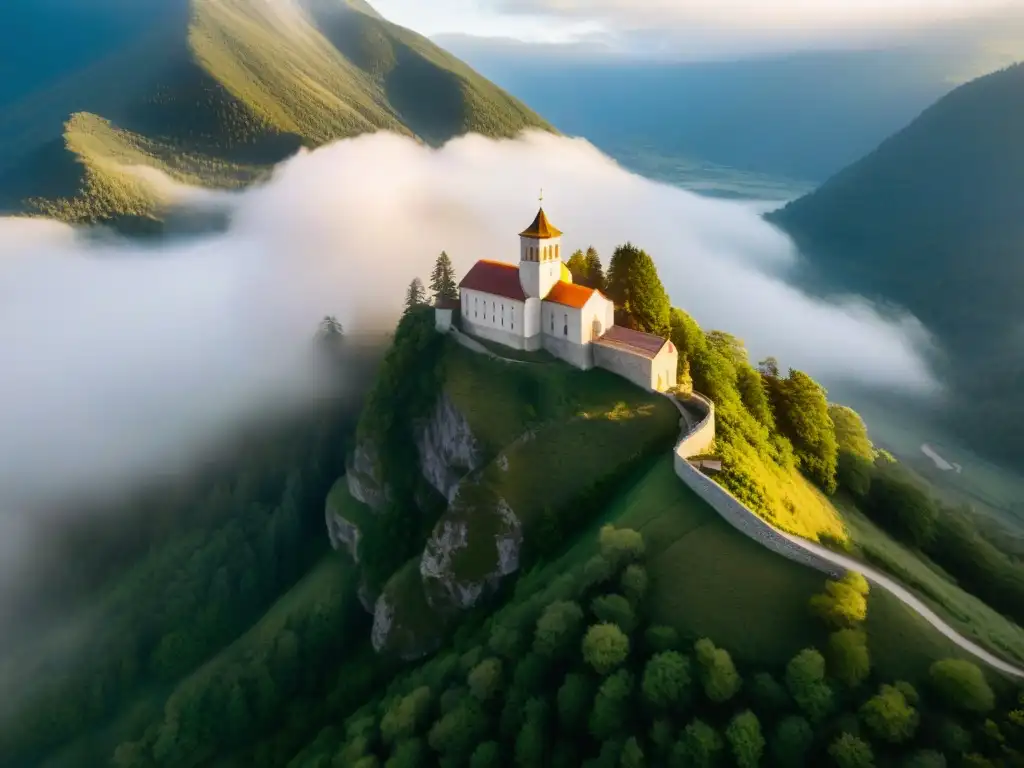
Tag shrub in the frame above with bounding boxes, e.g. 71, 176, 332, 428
556, 673, 594, 732
591, 594, 638, 633
672, 719, 723, 768
534, 600, 585, 658
598, 525, 646, 568
828, 629, 871, 688
589, 670, 634, 740
929, 659, 995, 714
809, 579, 868, 629
725, 711, 765, 768
642, 651, 692, 710
467, 658, 503, 702
828, 733, 874, 768
771, 716, 814, 767
694, 638, 742, 703
860, 684, 919, 744
620, 564, 649, 605
786, 648, 835, 723
582, 623, 630, 675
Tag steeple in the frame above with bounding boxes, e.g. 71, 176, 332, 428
520, 189, 563, 239
518, 191, 564, 299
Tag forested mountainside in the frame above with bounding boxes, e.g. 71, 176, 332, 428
0, 0, 552, 230
769, 62, 1024, 469
7, 247, 1024, 768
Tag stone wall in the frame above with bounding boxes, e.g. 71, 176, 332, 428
675, 393, 715, 458
671, 394, 843, 577
593, 343, 654, 390
542, 333, 593, 369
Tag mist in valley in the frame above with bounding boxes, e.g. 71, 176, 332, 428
0, 128, 941, 664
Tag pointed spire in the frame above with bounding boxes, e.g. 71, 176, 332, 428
520, 195, 562, 239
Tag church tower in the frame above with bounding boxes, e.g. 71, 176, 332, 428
518, 198, 564, 299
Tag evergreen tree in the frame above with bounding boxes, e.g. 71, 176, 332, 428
430, 251, 459, 303
566, 249, 588, 279
584, 246, 605, 290
605, 243, 671, 335
404, 278, 426, 312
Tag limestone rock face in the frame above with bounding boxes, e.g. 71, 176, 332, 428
325, 503, 361, 562
416, 392, 482, 501
371, 593, 394, 652
346, 441, 389, 510
420, 491, 523, 612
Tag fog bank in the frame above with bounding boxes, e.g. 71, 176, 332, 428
0, 128, 937, 590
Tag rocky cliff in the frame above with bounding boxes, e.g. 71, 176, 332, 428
336, 389, 525, 657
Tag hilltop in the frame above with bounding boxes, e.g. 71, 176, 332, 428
768, 62, 1024, 469
0, 0, 553, 229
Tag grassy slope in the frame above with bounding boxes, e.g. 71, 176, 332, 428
377, 341, 679, 654
528, 455, 1012, 687
2, 0, 553, 224
834, 495, 1024, 666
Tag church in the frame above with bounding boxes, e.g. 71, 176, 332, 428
435, 204, 679, 393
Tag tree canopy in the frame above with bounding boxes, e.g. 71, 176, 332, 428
605, 243, 671, 335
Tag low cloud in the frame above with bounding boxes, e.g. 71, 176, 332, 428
0, 128, 937, 614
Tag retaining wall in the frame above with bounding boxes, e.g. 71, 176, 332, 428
671, 393, 844, 577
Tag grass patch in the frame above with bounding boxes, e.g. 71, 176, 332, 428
526, 456, 1012, 686
719, 437, 848, 544
326, 475, 375, 531
835, 496, 1024, 666
435, 344, 678, 586
379, 557, 445, 658
467, 334, 558, 363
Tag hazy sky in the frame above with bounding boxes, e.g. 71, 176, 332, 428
372, 0, 1022, 58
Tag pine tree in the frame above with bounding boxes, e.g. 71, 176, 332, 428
431, 251, 459, 303
606, 243, 670, 335
583, 246, 605, 290
404, 278, 426, 313
318, 315, 344, 339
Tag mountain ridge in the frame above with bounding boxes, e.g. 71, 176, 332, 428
769, 61, 1024, 468
0, 0, 554, 228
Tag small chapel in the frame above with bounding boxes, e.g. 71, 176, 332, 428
434, 203, 679, 393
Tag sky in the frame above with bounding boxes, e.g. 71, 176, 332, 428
372, 0, 1023, 59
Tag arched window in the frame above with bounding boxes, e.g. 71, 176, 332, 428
474, 296, 478, 318
555, 244, 560, 259
550, 311, 554, 332
563, 313, 568, 337
501, 303, 504, 327
592, 318, 602, 340
511, 306, 515, 331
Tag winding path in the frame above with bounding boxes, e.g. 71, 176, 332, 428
446, 329, 1024, 678
665, 394, 1024, 680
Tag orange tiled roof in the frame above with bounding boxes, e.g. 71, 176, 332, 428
459, 260, 527, 301
544, 281, 600, 309
519, 207, 563, 239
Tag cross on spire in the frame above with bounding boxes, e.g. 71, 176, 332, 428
539, 187, 544, 204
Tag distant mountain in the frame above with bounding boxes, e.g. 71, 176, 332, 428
435, 41, 980, 183
769, 63, 1024, 468
0, 0, 553, 229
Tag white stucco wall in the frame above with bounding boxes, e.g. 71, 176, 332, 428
461, 289, 527, 340
519, 259, 562, 299
651, 344, 679, 392
541, 302, 585, 345
580, 294, 615, 343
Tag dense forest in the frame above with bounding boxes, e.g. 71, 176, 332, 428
3, 246, 1023, 767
